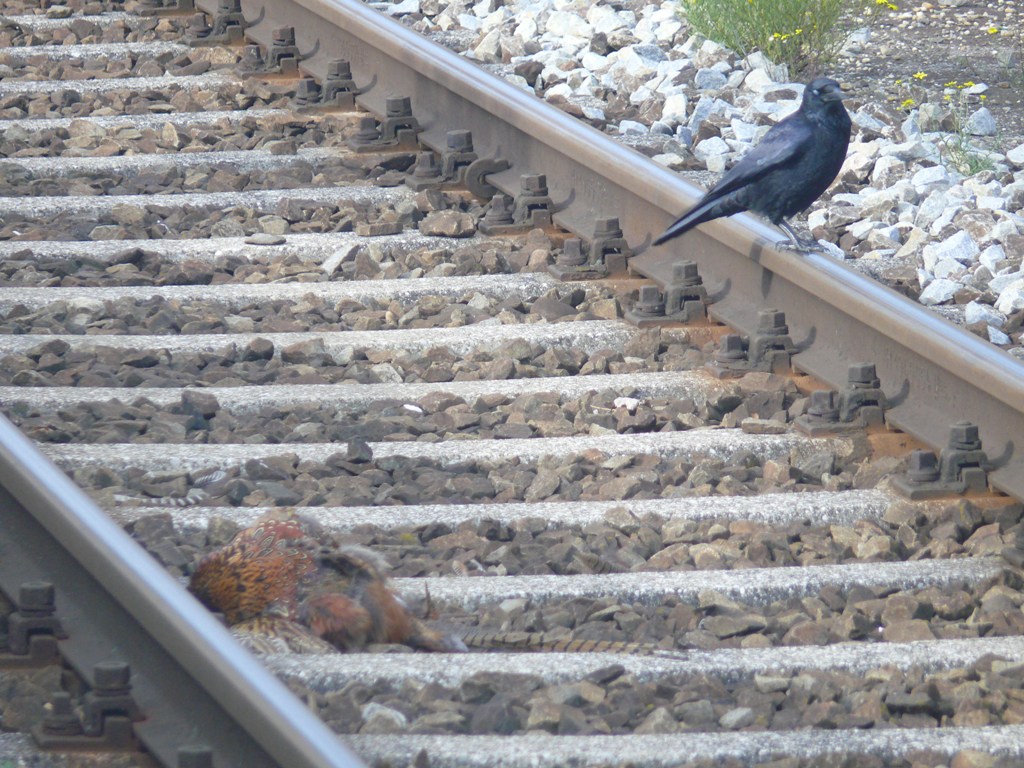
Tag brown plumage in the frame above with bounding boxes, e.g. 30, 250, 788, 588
231, 616, 337, 655
188, 512, 462, 654
189, 515, 317, 625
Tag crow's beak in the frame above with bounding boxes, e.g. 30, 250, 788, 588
821, 88, 847, 102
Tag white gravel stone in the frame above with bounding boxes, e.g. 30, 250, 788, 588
996, 279, 1024, 315
901, 111, 921, 138
1006, 142, 1024, 168
933, 257, 967, 279
695, 39, 731, 67
990, 270, 1024, 295
851, 109, 887, 135
629, 85, 655, 105
807, 209, 828, 231
384, 0, 420, 14
989, 326, 1012, 345
964, 300, 1007, 328
513, 14, 538, 41
661, 93, 688, 123
688, 95, 736, 132
586, 4, 629, 34
655, 18, 683, 42
471, 28, 503, 62
871, 156, 906, 188
918, 278, 961, 305
743, 68, 775, 91
979, 244, 1008, 272
695, 68, 727, 90
693, 136, 731, 163
730, 119, 765, 143
847, 220, 883, 241
817, 240, 847, 260
965, 107, 997, 136
618, 120, 648, 135
880, 140, 939, 163
911, 165, 951, 194
976, 195, 1006, 211
545, 10, 592, 39
921, 230, 979, 271
457, 12, 482, 31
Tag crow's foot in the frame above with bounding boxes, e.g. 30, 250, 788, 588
776, 219, 820, 253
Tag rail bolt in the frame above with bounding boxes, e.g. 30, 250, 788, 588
328, 59, 352, 79
294, 77, 320, 105
807, 390, 839, 422
93, 660, 132, 695
353, 117, 380, 143
847, 362, 880, 389
632, 285, 665, 317
557, 239, 587, 267
948, 420, 981, 451
386, 96, 413, 118
18, 582, 55, 615
593, 217, 622, 239
673, 261, 701, 286
520, 173, 548, 196
447, 129, 473, 152
482, 194, 514, 226
906, 449, 941, 484
715, 334, 747, 363
42, 693, 82, 736
186, 13, 211, 37
412, 152, 441, 178
273, 26, 295, 45
757, 308, 788, 336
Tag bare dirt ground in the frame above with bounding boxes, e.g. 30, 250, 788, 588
832, 0, 1024, 146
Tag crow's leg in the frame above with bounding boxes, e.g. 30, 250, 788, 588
775, 219, 820, 252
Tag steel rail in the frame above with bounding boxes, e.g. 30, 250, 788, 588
213, 0, 1024, 499
0, 414, 364, 768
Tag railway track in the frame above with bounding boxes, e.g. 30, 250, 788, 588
0, 0, 1022, 766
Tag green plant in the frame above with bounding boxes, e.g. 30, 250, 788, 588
680, 0, 890, 75
893, 75, 996, 175
939, 82, 996, 175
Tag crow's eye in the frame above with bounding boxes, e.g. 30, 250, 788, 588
812, 88, 820, 95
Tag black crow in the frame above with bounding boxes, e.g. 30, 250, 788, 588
654, 77, 851, 250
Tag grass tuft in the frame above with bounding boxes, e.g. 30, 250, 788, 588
681, 0, 887, 74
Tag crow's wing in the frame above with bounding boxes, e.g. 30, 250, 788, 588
706, 115, 815, 200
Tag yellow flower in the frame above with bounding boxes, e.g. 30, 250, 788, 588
794, 28, 803, 34
900, 98, 915, 109
912, 71, 927, 80
988, 26, 999, 34
893, 78, 903, 85
962, 81, 975, 88
980, 94, 987, 101
886, 3, 897, 9
944, 80, 958, 87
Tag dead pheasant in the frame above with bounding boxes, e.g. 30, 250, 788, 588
189, 512, 462, 653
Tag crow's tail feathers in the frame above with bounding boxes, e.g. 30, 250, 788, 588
653, 195, 743, 247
